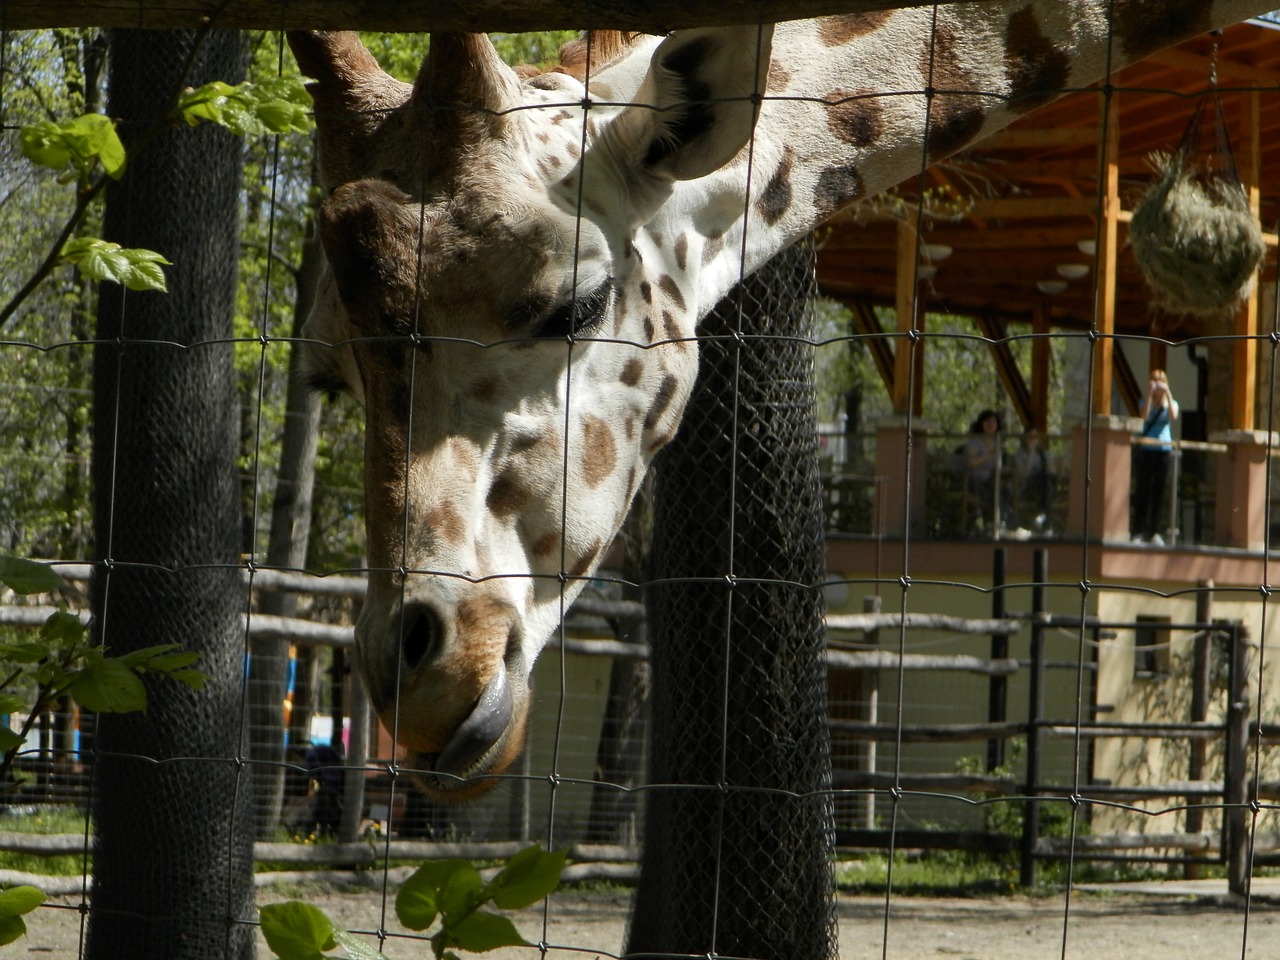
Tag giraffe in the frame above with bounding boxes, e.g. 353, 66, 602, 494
288, 1, 1272, 800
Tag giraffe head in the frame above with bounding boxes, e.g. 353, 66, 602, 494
289, 28, 772, 799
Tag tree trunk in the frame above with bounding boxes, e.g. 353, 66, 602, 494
248, 221, 324, 838
87, 28, 255, 960
627, 240, 837, 960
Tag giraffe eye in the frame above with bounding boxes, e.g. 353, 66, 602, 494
533, 279, 613, 339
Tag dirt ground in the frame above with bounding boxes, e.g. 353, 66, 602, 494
11, 881, 1280, 959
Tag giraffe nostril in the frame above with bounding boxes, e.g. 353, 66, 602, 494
400, 603, 443, 670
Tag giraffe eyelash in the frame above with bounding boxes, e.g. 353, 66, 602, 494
531, 278, 613, 339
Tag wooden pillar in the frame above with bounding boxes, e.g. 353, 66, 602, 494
893, 215, 920, 416
1213, 429, 1273, 551
1031, 301, 1050, 433
874, 417, 930, 538
1232, 89, 1261, 432
1091, 96, 1120, 416
1066, 416, 1135, 541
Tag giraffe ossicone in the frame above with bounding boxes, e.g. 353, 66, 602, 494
289, 1, 1269, 800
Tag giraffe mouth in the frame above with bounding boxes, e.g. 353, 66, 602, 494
409, 664, 523, 801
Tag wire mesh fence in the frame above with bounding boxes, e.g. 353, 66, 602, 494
2, 6, 1280, 960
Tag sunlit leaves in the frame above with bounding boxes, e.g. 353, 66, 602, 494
0, 885, 45, 946
259, 902, 340, 960
176, 76, 312, 137
20, 113, 126, 183
263, 846, 563, 959
59, 238, 170, 293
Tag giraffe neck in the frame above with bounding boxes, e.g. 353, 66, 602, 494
612, 0, 1272, 323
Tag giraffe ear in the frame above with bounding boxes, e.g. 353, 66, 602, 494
616, 25, 774, 182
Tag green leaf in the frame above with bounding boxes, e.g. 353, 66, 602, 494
394, 864, 441, 931
69, 658, 147, 713
0, 728, 26, 755
0, 641, 51, 664
39, 610, 87, 646
446, 911, 527, 953
144, 650, 201, 672
0, 557, 63, 596
19, 114, 125, 180
166, 668, 207, 692
260, 902, 337, 960
330, 928, 389, 960
486, 846, 566, 909
0, 696, 28, 715
435, 861, 484, 918
0, 886, 45, 918
0, 915, 25, 946
60, 238, 170, 293
175, 77, 312, 137
117, 644, 181, 668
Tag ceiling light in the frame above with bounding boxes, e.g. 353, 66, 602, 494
1056, 263, 1090, 280
921, 243, 953, 262
917, 264, 938, 280
1036, 279, 1068, 295
1076, 239, 1098, 256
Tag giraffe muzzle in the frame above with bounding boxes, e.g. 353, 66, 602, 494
431, 664, 513, 777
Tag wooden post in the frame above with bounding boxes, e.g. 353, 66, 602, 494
1091, 96, 1120, 417
1031, 302, 1050, 433
1184, 580, 1213, 880
338, 677, 370, 843
987, 549, 1008, 773
1231, 90, 1261, 432
863, 595, 882, 830
1224, 622, 1251, 896
893, 215, 919, 416
1019, 548, 1048, 887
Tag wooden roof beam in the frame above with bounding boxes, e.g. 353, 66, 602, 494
0, 0, 991, 32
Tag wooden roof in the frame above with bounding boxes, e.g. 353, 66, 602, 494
815, 17, 1280, 339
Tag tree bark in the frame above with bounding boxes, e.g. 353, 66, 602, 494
628, 240, 837, 959
87, 27, 255, 960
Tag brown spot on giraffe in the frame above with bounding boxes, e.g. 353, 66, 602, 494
756, 146, 794, 227
620, 358, 643, 387
673, 234, 689, 272
661, 310, 684, 346
568, 540, 604, 579
767, 59, 791, 92
825, 88, 885, 147
486, 473, 531, 517
817, 12, 892, 46
623, 417, 636, 442
656, 275, 685, 311
639, 280, 652, 304
642, 315, 655, 343
644, 374, 679, 431
581, 416, 617, 488
426, 502, 466, 547
922, 24, 987, 162
1004, 7, 1070, 110
470, 378, 499, 402
531, 531, 559, 558
813, 165, 866, 220
1113, 0, 1211, 63
702, 231, 725, 266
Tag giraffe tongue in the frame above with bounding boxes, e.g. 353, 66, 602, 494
433, 666, 512, 777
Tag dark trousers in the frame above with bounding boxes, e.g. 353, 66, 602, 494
1133, 448, 1170, 538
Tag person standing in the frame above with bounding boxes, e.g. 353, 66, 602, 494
1132, 369, 1179, 545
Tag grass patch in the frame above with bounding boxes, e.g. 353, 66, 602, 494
0, 806, 91, 877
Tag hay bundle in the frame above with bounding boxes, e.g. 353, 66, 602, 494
1129, 149, 1265, 317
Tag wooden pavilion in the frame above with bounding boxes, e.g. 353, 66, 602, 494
817, 15, 1280, 558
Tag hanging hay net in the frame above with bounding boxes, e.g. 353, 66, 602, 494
1129, 94, 1265, 317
